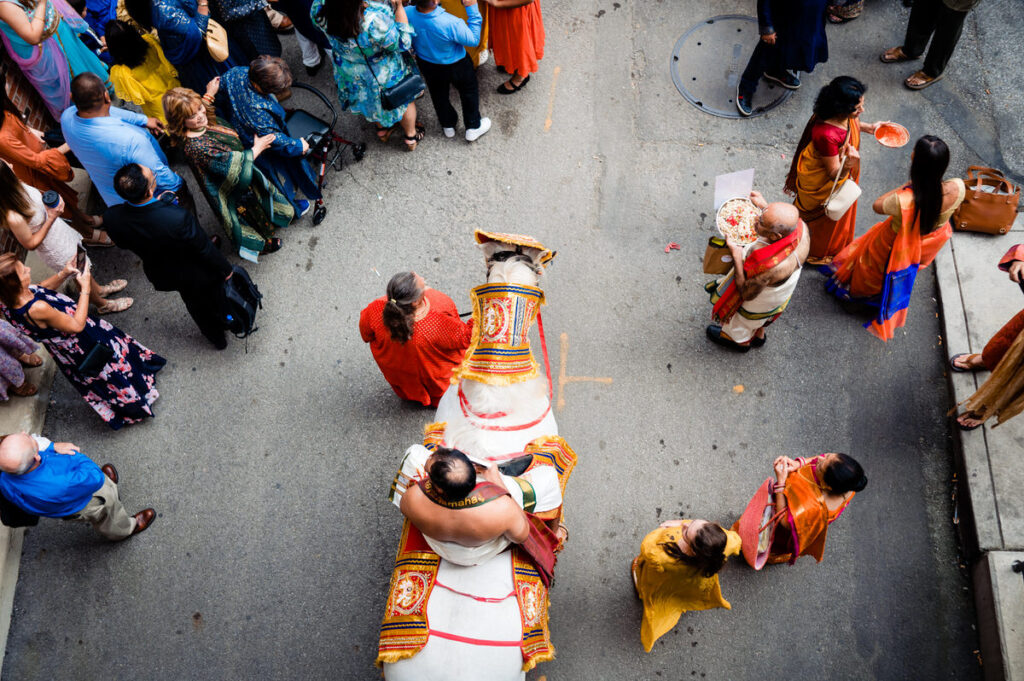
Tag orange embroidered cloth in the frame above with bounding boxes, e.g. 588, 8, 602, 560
359, 289, 473, 406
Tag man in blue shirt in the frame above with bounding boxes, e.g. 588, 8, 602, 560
406, 0, 491, 142
0, 433, 155, 540
60, 73, 194, 212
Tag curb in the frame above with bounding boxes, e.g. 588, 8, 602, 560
934, 230, 1022, 681
0, 354, 56, 670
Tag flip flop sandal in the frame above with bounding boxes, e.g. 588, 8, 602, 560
262, 237, 283, 254
880, 46, 913, 63
949, 353, 982, 372
96, 297, 134, 314
827, 12, 856, 23
905, 71, 943, 90
98, 279, 128, 296
18, 353, 42, 368
496, 75, 530, 94
11, 382, 38, 397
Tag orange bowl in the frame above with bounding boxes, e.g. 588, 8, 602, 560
875, 123, 910, 148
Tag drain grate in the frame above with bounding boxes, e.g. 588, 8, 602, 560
670, 15, 792, 119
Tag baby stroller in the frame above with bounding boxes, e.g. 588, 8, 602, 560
284, 82, 367, 226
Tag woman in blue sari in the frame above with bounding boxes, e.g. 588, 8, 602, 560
0, 0, 110, 118
124, 0, 243, 96
221, 56, 320, 217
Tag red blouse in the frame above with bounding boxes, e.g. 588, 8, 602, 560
359, 288, 473, 407
811, 121, 848, 157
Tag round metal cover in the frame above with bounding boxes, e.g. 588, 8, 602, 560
670, 15, 793, 119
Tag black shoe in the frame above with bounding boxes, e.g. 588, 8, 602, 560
736, 87, 754, 116
750, 333, 766, 348
305, 52, 325, 77
706, 324, 751, 352
764, 71, 801, 90
261, 237, 283, 254
210, 234, 222, 249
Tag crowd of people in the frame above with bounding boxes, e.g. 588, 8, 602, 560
0, 0, 1018, 669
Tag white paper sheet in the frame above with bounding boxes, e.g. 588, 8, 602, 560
714, 168, 755, 211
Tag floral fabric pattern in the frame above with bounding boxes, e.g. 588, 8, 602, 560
313, 0, 416, 127
3, 286, 166, 429
0, 320, 36, 401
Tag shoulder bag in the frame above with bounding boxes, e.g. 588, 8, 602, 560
205, 17, 230, 62
952, 166, 1020, 235
823, 152, 862, 221
362, 49, 424, 110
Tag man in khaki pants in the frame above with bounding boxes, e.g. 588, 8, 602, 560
0, 433, 154, 540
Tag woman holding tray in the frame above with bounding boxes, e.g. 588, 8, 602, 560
784, 76, 887, 266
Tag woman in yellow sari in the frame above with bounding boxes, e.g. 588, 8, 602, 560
105, 19, 179, 123
631, 518, 740, 652
784, 76, 886, 265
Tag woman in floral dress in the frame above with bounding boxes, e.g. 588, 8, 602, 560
0, 253, 165, 430
313, 0, 424, 150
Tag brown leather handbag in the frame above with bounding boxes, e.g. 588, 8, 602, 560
953, 166, 1020, 235
703, 236, 735, 275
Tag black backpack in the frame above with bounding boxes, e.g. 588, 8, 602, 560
221, 265, 262, 338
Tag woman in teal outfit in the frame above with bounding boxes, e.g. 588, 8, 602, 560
0, 0, 110, 118
312, 0, 424, 150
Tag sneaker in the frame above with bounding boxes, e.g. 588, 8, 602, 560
443, 127, 455, 138
764, 70, 801, 89
736, 88, 754, 117
295, 199, 311, 217
465, 117, 491, 142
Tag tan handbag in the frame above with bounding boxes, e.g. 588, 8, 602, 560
703, 236, 735, 275
953, 166, 1020, 235
823, 152, 862, 221
205, 18, 230, 63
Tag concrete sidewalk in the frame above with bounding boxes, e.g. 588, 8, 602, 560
936, 214, 1024, 681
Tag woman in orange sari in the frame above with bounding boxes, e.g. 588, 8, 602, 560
742, 453, 866, 566
784, 76, 886, 265
826, 136, 963, 340
631, 518, 740, 651
481, 0, 542, 94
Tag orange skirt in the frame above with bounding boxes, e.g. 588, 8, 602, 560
802, 201, 858, 263
490, 0, 545, 76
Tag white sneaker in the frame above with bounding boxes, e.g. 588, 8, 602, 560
443, 127, 455, 138
465, 117, 491, 142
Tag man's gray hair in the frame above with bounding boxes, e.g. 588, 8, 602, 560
0, 433, 37, 475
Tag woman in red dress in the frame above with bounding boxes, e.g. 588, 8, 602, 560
482, 0, 544, 94
359, 272, 473, 407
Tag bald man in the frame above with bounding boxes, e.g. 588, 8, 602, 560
706, 191, 810, 351
0, 433, 154, 540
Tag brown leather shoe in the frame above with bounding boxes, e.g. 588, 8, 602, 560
131, 508, 156, 535
100, 464, 118, 484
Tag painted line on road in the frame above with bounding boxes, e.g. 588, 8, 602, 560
544, 66, 561, 132
556, 332, 612, 410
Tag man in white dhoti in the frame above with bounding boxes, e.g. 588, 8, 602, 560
390, 445, 562, 566
705, 194, 810, 351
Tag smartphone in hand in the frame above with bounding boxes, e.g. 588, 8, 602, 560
75, 243, 87, 273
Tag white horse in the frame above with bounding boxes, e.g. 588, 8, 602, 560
384, 244, 558, 681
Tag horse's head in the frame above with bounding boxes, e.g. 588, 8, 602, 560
485, 257, 540, 286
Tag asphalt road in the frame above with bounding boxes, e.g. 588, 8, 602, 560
4, 0, 1010, 678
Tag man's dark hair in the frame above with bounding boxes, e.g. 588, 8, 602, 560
70, 73, 107, 112
415, 0, 434, 8
428, 448, 475, 502
114, 164, 150, 203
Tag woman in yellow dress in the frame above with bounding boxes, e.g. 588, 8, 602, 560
105, 19, 179, 123
631, 518, 741, 652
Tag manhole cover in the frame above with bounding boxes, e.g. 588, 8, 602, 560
670, 14, 793, 119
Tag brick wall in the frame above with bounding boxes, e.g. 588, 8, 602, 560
1, 43, 52, 257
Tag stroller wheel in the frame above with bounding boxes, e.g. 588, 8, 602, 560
313, 203, 327, 225
353, 143, 367, 161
